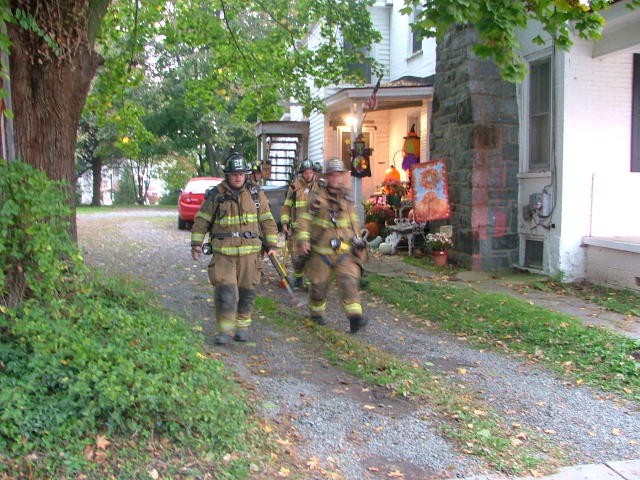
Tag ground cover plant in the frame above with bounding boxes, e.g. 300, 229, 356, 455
0, 161, 256, 478
365, 275, 640, 403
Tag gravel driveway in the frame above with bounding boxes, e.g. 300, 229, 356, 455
77, 209, 640, 480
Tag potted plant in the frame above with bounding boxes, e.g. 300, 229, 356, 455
380, 179, 408, 208
425, 231, 453, 266
363, 200, 395, 237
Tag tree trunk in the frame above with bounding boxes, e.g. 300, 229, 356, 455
91, 158, 103, 206
7, 1, 109, 240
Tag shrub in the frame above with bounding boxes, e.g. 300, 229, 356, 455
0, 162, 252, 476
0, 159, 83, 306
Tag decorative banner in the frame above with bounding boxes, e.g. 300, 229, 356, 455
411, 159, 451, 222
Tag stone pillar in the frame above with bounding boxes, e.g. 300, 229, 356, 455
430, 25, 519, 270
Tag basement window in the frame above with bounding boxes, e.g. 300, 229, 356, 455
524, 239, 544, 270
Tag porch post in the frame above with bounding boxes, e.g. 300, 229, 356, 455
352, 101, 365, 223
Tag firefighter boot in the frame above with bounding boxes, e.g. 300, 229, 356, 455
234, 329, 249, 342
349, 315, 369, 334
293, 276, 304, 290
310, 315, 326, 326
213, 333, 233, 345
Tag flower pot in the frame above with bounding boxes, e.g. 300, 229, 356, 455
386, 194, 401, 208
431, 250, 448, 266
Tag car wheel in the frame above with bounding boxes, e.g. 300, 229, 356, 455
178, 217, 187, 230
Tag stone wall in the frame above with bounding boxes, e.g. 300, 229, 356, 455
430, 25, 519, 270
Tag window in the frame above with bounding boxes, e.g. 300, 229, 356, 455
344, 41, 372, 83
410, 7, 423, 55
524, 239, 544, 269
528, 57, 552, 171
632, 54, 640, 172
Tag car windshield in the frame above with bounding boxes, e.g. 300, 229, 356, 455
184, 179, 221, 194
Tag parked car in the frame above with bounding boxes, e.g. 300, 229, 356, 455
177, 176, 223, 230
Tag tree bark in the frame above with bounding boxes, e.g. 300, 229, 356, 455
7, 1, 110, 239
91, 158, 103, 206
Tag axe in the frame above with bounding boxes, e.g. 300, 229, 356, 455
268, 252, 306, 307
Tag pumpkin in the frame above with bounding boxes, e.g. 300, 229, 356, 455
384, 165, 400, 182
364, 221, 380, 239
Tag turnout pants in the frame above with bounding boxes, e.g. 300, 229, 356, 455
287, 235, 308, 280
208, 253, 261, 334
305, 252, 362, 319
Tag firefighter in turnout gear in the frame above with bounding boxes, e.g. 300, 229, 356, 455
248, 161, 263, 186
281, 159, 318, 289
191, 153, 278, 345
296, 157, 368, 333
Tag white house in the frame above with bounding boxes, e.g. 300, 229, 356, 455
276, 0, 640, 290
288, 0, 437, 201
517, 0, 640, 290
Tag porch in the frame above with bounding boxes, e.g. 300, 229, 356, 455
581, 236, 640, 292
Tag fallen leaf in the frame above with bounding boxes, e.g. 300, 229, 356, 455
363, 404, 376, 410
96, 435, 111, 450
277, 467, 290, 477
612, 428, 621, 436
368, 466, 380, 472
306, 457, 320, 470
543, 429, 556, 435
83, 445, 94, 461
387, 469, 405, 478
456, 368, 467, 375
148, 468, 159, 480
276, 438, 292, 446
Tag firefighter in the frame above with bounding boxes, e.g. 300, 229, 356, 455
191, 153, 278, 345
280, 159, 318, 289
313, 161, 324, 183
296, 157, 368, 333
248, 161, 263, 186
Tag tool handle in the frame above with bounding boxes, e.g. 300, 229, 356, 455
268, 253, 295, 296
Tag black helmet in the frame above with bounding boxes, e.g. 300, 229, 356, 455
313, 161, 323, 173
223, 153, 249, 174
299, 159, 313, 173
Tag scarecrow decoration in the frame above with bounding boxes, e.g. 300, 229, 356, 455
350, 133, 372, 178
402, 124, 420, 171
